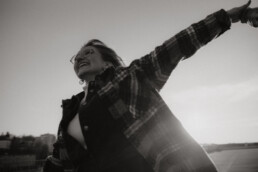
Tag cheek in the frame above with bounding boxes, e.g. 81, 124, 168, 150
74, 64, 79, 75
90, 57, 105, 69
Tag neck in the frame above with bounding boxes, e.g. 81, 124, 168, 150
82, 74, 96, 83
81, 84, 88, 104
81, 65, 111, 83
83, 84, 88, 93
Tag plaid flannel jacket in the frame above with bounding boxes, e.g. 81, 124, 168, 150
45, 9, 231, 172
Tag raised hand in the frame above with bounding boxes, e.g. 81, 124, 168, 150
227, 0, 251, 23
242, 7, 258, 27
227, 0, 258, 28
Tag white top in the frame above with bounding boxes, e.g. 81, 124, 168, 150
67, 113, 87, 150
67, 85, 88, 150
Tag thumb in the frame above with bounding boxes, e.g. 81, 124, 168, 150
242, 0, 251, 9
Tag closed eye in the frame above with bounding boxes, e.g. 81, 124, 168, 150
84, 49, 94, 56
85, 51, 90, 55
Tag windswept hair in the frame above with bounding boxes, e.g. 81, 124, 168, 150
83, 39, 124, 68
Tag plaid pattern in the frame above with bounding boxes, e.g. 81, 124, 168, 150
45, 9, 231, 172
96, 9, 230, 172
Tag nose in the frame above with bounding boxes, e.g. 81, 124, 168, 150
75, 56, 82, 63
75, 55, 86, 63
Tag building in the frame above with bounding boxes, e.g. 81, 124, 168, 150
0, 140, 11, 149
35, 133, 56, 153
0, 133, 12, 154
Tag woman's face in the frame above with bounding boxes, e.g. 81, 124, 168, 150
74, 46, 107, 80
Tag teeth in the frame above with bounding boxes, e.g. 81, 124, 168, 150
79, 63, 89, 67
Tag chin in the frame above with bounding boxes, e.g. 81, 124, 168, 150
77, 69, 99, 80
78, 71, 89, 79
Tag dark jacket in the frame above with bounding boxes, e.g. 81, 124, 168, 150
44, 9, 231, 172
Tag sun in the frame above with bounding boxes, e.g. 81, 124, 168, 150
181, 112, 214, 143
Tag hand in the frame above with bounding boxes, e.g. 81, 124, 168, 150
242, 7, 258, 27
227, 0, 251, 23
43, 157, 64, 172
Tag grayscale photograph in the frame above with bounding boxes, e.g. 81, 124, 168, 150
0, 0, 258, 171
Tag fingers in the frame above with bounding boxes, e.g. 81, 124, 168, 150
248, 7, 258, 27
250, 18, 258, 27
249, 17, 258, 28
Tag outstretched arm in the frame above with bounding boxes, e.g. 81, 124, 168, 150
130, 1, 257, 91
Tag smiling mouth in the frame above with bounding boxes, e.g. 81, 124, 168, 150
79, 62, 90, 68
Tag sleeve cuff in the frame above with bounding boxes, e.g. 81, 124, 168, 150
43, 156, 64, 172
241, 8, 251, 23
48, 156, 63, 166
213, 9, 232, 36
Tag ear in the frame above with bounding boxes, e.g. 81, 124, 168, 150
105, 62, 113, 67
101, 62, 113, 72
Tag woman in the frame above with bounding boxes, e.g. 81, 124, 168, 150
44, 1, 258, 172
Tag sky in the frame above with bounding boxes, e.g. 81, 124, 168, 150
0, 0, 258, 144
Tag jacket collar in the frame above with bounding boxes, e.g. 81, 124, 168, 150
94, 66, 116, 85
62, 66, 117, 108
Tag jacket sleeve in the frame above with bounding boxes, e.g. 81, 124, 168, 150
43, 155, 64, 172
130, 9, 231, 91
43, 125, 66, 172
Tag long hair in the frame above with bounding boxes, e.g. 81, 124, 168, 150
83, 39, 124, 68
